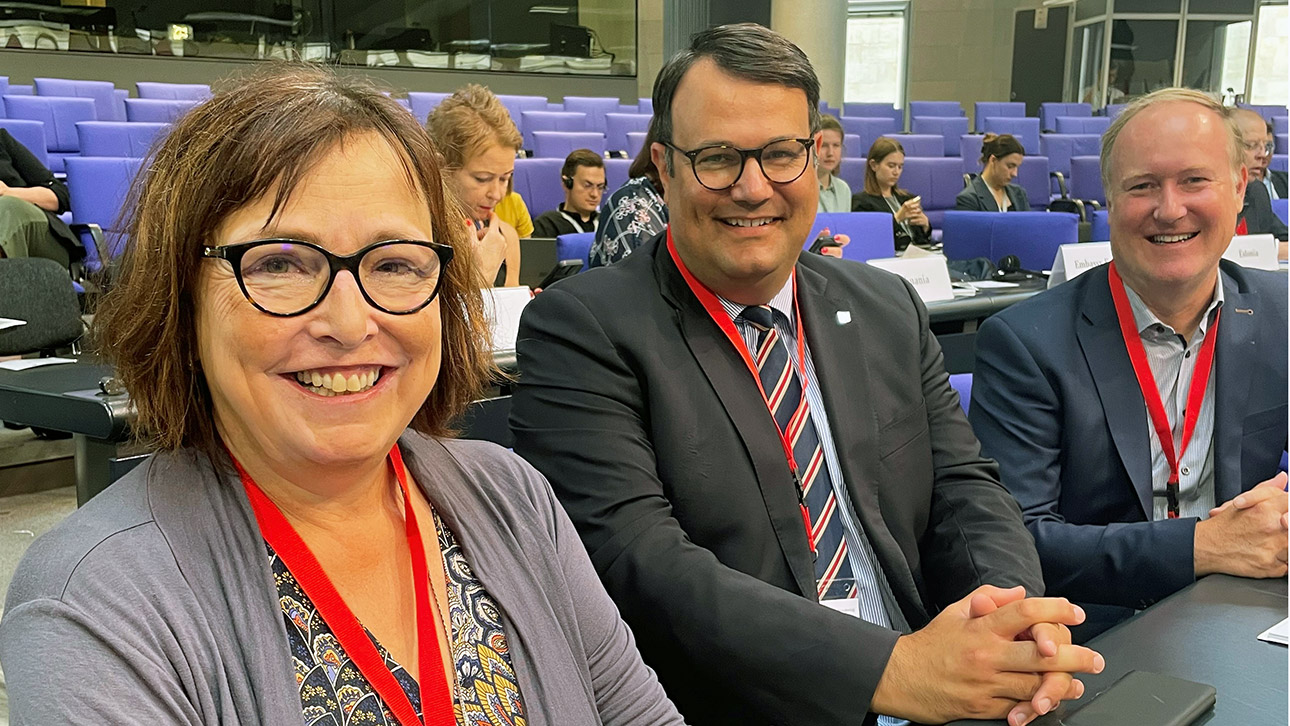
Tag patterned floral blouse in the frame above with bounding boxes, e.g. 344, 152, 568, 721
588, 175, 668, 268
270, 509, 527, 726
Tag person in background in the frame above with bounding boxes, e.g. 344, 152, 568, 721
1232, 108, 1287, 241
850, 137, 933, 252
971, 88, 1288, 641
0, 129, 79, 269
955, 133, 1030, 212
1260, 120, 1286, 200
0, 65, 684, 726
427, 84, 522, 286
495, 184, 535, 239
513, 23, 1101, 726
589, 119, 668, 268
532, 148, 606, 237
816, 114, 850, 213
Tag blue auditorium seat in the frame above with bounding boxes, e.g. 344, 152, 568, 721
625, 132, 647, 158
64, 156, 144, 265
899, 157, 964, 229
1272, 199, 1288, 226
841, 117, 901, 156
0, 119, 49, 167
841, 102, 903, 129
407, 92, 449, 122
941, 210, 1078, 269
3, 96, 95, 172
1091, 209, 1110, 241
960, 135, 984, 171
1040, 102, 1091, 131
1069, 156, 1104, 206
1041, 133, 1102, 195
911, 116, 969, 157
604, 158, 630, 192
637, 98, 653, 115
136, 81, 212, 100
512, 157, 564, 217
556, 232, 594, 270
888, 134, 942, 158
563, 97, 619, 134
973, 102, 1024, 133
837, 157, 866, 194
532, 131, 606, 158
1055, 116, 1110, 135
519, 111, 587, 150
0, 76, 8, 98
1273, 155, 1287, 173
982, 116, 1040, 154
498, 95, 550, 135
1274, 117, 1287, 135
1276, 133, 1287, 155
76, 122, 169, 158
125, 98, 200, 123
34, 78, 125, 122
1240, 104, 1288, 123
7, 85, 32, 96
1103, 103, 1128, 120
910, 101, 963, 118
605, 113, 651, 153
949, 373, 972, 414
1014, 155, 1051, 211
807, 212, 896, 262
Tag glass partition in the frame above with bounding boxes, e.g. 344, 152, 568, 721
1070, 22, 1107, 106
0, 0, 637, 76
1181, 19, 1251, 98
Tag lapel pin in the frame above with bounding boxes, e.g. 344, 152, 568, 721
1235, 308, 1253, 315
836, 311, 852, 325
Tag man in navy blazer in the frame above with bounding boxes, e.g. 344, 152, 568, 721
971, 88, 1289, 639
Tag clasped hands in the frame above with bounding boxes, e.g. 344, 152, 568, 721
873, 585, 1103, 726
1196, 471, 1288, 578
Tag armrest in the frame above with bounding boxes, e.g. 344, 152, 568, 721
1049, 171, 1069, 198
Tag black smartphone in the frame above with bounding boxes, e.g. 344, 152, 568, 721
808, 231, 838, 255
536, 259, 583, 289
1064, 670, 1216, 726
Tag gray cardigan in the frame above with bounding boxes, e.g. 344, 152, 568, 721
0, 432, 684, 725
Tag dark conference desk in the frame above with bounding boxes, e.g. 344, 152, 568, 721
948, 575, 1288, 726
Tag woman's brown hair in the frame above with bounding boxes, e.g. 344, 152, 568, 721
862, 136, 909, 196
979, 132, 1025, 166
426, 84, 523, 171
93, 64, 494, 459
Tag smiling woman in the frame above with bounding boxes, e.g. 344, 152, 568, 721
0, 64, 683, 726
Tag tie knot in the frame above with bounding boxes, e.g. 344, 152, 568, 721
739, 305, 776, 332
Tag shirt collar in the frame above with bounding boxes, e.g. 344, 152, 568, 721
717, 274, 796, 327
1121, 273, 1225, 338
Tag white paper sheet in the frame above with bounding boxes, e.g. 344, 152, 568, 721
1258, 617, 1288, 645
0, 317, 25, 331
0, 357, 77, 371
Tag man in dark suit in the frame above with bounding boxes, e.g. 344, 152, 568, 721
1234, 108, 1287, 241
512, 23, 1100, 726
972, 89, 1289, 640
1259, 121, 1287, 199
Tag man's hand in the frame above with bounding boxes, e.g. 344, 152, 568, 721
871, 585, 1103, 725
1195, 472, 1288, 578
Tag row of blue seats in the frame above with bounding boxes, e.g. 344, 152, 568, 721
829, 100, 1289, 133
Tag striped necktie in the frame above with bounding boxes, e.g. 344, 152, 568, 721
739, 304, 856, 601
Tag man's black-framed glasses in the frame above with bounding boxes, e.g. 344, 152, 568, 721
664, 137, 814, 191
202, 239, 453, 317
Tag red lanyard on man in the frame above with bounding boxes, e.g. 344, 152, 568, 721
236, 444, 456, 726
1107, 262, 1220, 519
665, 227, 815, 553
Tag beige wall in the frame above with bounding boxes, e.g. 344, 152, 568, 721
638, 0, 666, 99
906, 0, 1030, 120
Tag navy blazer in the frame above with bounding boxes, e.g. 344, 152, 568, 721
512, 235, 1042, 725
1240, 177, 1288, 241
971, 261, 1288, 634
954, 175, 1031, 212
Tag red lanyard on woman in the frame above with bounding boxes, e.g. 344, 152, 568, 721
1107, 262, 1220, 518
236, 444, 456, 726
665, 227, 815, 552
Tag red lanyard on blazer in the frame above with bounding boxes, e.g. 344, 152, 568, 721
665, 226, 815, 553
1107, 262, 1220, 519
236, 444, 455, 726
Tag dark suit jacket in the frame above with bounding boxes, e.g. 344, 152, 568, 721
1240, 177, 1288, 241
1270, 170, 1288, 199
971, 261, 1288, 636
851, 189, 933, 251
954, 175, 1031, 212
511, 235, 1043, 726
0, 129, 79, 261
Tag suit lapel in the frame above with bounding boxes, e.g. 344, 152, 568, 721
975, 177, 1000, 212
655, 250, 818, 598
1213, 266, 1256, 503
1076, 267, 1153, 517
795, 262, 927, 622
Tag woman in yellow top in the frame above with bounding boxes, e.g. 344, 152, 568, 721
428, 85, 523, 286
494, 186, 534, 238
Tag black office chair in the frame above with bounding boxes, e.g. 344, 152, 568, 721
0, 257, 84, 357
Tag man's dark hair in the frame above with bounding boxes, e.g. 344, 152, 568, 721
651, 23, 821, 175
561, 148, 605, 180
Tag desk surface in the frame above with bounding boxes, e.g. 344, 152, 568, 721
947, 575, 1288, 726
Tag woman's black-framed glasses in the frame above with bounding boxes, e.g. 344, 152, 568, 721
202, 239, 453, 317
664, 138, 814, 191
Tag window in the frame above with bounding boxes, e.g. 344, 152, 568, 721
1249, 3, 1289, 104
1181, 20, 1251, 98
843, 3, 908, 107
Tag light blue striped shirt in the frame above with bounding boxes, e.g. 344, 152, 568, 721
1122, 281, 1224, 521
717, 280, 901, 631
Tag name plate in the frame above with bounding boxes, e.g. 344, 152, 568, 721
866, 256, 955, 302
482, 286, 533, 352
1223, 234, 1278, 271
1048, 242, 1112, 288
